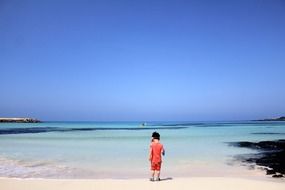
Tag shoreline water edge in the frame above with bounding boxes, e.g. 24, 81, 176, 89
0, 121, 284, 180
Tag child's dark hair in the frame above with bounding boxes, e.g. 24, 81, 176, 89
152, 131, 160, 140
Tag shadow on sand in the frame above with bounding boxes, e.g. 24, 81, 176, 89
159, 177, 173, 181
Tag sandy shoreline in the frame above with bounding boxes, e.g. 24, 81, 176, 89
1, 177, 284, 190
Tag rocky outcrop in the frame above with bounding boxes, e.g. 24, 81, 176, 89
229, 140, 285, 178
0, 118, 41, 123
254, 116, 285, 121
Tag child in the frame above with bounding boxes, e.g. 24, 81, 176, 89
149, 131, 165, 181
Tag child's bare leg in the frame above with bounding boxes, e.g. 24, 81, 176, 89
150, 170, 155, 180
156, 170, 160, 179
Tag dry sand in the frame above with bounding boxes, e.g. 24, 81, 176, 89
0, 177, 284, 190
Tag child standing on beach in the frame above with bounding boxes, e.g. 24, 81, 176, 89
149, 131, 165, 181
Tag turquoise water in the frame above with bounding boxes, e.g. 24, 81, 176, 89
0, 121, 284, 179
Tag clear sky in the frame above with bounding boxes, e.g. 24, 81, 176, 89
0, 0, 285, 121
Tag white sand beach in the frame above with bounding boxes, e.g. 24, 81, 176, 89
0, 177, 284, 190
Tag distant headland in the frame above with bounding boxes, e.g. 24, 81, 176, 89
254, 116, 285, 121
0, 118, 41, 123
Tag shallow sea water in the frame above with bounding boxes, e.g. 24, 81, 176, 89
0, 121, 284, 179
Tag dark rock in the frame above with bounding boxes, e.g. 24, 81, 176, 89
0, 118, 41, 123
266, 169, 275, 175
272, 174, 283, 178
254, 116, 285, 121
229, 139, 285, 178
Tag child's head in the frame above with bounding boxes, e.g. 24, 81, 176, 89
152, 131, 160, 140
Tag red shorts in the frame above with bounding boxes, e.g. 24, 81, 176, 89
151, 162, 162, 171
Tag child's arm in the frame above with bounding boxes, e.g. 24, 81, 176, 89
162, 146, 165, 156
149, 145, 153, 161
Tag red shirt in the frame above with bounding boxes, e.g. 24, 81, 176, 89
150, 142, 164, 163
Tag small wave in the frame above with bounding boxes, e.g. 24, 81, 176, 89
0, 126, 188, 135
251, 132, 285, 135
0, 155, 76, 178
145, 123, 204, 127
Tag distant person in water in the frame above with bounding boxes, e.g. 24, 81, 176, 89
149, 131, 165, 181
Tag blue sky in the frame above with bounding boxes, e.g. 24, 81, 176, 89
0, 0, 285, 121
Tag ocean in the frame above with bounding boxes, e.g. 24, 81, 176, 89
0, 121, 284, 179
